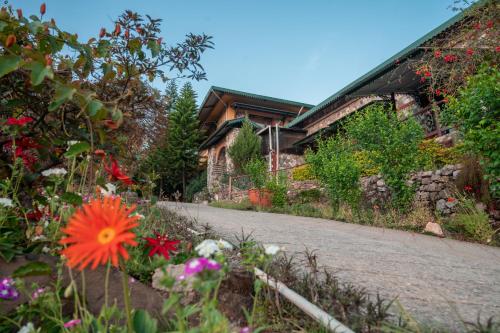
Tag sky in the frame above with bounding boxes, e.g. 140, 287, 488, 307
9, 0, 458, 106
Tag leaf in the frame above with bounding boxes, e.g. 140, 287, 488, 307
87, 99, 104, 117
13, 262, 52, 278
61, 192, 82, 206
0, 56, 22, 78
64, 141, 90, 157
133, 310, 158, 333
28, 61, 54, 86
49, 85, 77, 111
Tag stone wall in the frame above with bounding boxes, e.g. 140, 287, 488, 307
360, 164, 462, 215
207, 128, 240, 193
279, 154, 305, 169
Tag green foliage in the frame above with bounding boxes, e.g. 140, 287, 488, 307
306, 136, 361, 210
244, 158, 268, 190
445, 197, 496, 244
291, 164, 315, 181
442, 65, 500, 198
186, 170, 207, 202
416, 139, 462, 170
266, 172, 288, 208
294, 189, 323, 204
352, 150, 381, 177
228, 120, 262, 174
345, 104, 424, 210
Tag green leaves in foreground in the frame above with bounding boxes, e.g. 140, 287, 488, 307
133, 309, 158, 333
12, 261, 52, 278
65, 141, 91, 157
0, 56, 22, 78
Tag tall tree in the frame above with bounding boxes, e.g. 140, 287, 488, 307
228, 119, 262, 174
164, 82, 202, 198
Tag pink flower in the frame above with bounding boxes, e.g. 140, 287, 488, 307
184, 257, 222, 276
185, 258, 208, 275
434, 50, 441, 58
32, 287, 45, 299
240, 327, 251, 333
63, 319, 81, 328
6, 117, 33, 126
466, 48, 474, 56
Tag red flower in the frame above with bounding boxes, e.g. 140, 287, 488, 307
466, 48, 474, 56
114, 23, 121, 36
447, 197, 455, 203
486, 20, 493, 29
464, 185, 473, 192
496, 46, 500, 53
443, 54, 457, 63
144, 231, 180, 260
474, 22, 481, 30
104, 120, 119, 129
94, 149, 106, 157
27, 209, 43, 221
434, 50, 441, 58
415, 70, 421, 75
424, 71, 431, 77
104, 156, 133, 185
6, 117, 33, 126
435, 89, 441, 96
420, 77, 426, 83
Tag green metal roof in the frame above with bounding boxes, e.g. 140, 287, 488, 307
286, 7, 469, 128
199, 118, 263, 149
199, 86, 314, 114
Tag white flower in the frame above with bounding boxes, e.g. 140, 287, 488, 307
17, 322, 36, 333
195, 239, 233, 257
0, 198, 13, 208
264, 244, 281, 256
195, 240, 219, 257
67, 140, 79, 146
41, 168, 67, 177
217, 239, 233, 250
100, 183, 116, 196
130, 212, 145, 219
42, 246, 50, 254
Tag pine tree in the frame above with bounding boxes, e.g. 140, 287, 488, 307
228, 119, 262, 174
164, 82, 202, 198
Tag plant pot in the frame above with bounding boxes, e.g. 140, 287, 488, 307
248, 189, 272, 207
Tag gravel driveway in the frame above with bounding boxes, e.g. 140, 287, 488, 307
159, 201, 500, 330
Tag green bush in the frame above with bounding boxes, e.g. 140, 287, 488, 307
185, 170, 207, 202
266, 172, 288, 208
442, 64, 500, 198
243, 158, 268, 189
417, 139, 462, 170
295, 189, 322, 204
345, 104, 424, 210
352, 150, 381, 177
228, 119, 262, 174
445, 198, 496, 244
306, 136, 362, 211
291, 164, 315, 181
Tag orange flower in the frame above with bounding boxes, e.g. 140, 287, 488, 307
59, 196, 139, 270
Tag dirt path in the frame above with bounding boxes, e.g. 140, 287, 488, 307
159, 201, 500, 330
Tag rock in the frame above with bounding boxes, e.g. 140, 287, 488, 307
422, 171, 433, 177
429, 192, 438, 201
436, 199, 447, 212
431, 174, 441, 182
377, 187, 386, 192
438, 189, 450, 200
421, 177, 431, 185
441, 167, 453, 176
453, 170, 460, 180
424, 222, 444, 237
152, 264, 195, 294
376, 180, 385, 187
418, 192, 430, 201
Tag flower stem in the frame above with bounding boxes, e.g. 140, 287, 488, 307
120, 261, 133, 332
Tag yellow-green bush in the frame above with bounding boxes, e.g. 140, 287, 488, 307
291, 164, 315, 181
352, 150, 381, 177
417, 139, 463, 170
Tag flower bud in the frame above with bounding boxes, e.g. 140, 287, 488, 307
113, 23, 121, 36
16, 8, 22, 19
45, 54, 52, 66
40, 3, 46, 15
99, 28, 106, 38
5, 34, 16, 48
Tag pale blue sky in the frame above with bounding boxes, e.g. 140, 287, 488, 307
10, 0, 458, 105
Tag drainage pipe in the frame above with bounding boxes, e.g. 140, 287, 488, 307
254, 267, 354, 333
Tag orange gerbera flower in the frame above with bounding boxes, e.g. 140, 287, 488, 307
59, 196, 139, 270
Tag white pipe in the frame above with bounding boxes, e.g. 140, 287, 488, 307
275, 123, 279, 171
254, 268, 354, 333
268, 125, 273, 172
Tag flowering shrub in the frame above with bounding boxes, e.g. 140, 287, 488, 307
291, 164, 315, 181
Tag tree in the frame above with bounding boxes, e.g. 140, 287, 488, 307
228, 119, 262, 174
163, 82, 202, 198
